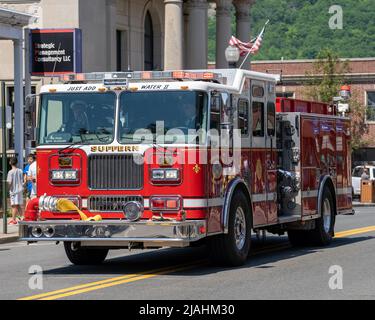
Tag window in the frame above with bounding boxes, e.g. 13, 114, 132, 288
38, 93, 116, 144
252, 85, 264, 98
276, 92, 294, 98
252, 101, 264, 137
116, 30, 122, 71
119, 91, 208, 144
210, 94, 221, 131
238, 99, 249, 135
144, 11, 154, 70
366, 91, 375, 121
267, 101, 276, 136
352, 167, 363, 177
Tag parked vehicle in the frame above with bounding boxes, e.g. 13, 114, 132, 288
352, 165, 375, 196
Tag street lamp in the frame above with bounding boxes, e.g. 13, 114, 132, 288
225, 45, 240, 69
333, 85, 351, 116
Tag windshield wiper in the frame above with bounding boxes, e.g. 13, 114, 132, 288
58, 137, 95, 154
58, 132, 111, 154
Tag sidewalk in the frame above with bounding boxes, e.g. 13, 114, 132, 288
0, 218, 19, 244
352, 201, 375, 207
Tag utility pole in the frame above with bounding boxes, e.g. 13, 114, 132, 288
24, 28, 32, 158
1, 82, 8, 234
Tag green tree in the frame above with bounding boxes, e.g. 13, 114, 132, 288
208, 0, 375, 61
303, 49, 368, 150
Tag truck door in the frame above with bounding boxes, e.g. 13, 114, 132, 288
250, 80, 268, 226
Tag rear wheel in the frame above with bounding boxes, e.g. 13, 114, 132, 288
208, 192, 251, 266
288, 187, 335, 246
64, 242, 109, 265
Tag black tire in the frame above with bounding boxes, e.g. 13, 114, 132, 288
207, 192, 251, 266
308, 187, 336, 245
288, 187, 335, 247
64, 242, 109, 265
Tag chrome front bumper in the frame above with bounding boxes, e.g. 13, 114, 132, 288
19, 220, 207, 248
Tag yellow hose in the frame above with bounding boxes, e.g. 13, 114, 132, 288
56, 198, 102, 221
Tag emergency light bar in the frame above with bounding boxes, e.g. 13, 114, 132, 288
60, 71, 222, 84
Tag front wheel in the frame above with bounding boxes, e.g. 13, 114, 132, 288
207, 192, 251, 266
64, 242, 109, 265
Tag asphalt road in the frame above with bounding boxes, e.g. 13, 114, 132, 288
0, 207, 374, 300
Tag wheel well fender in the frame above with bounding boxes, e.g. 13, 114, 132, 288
222, 178, 252, 233
318, 175, 337, 216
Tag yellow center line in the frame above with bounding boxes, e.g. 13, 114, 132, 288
19, 260, 207, 301
40, 263, 208, 300
18, 225, 375, 301
335, 226, 375, 238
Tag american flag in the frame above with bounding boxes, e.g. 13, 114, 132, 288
229, 20, 269, 56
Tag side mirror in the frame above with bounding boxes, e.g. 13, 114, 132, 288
25, 94, 37, 113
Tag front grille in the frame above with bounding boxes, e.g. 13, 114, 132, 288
88, 195, 143, 212
88, 154, 143, 190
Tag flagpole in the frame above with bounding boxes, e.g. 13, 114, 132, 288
239, 19, 269, 70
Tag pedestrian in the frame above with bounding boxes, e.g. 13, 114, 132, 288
7, 157, 24, 225
361, 168, 370, 180
24, 154, 35, 204
27, 156, 37, 199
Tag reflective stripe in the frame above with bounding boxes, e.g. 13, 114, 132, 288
208, 198, 224, 207
337, 187, 352, 195
302, 187, 352, 198
252, 192, 277, 203
184, 199, 208, 208
146, 198, 224, 209
301, 190, 319, 198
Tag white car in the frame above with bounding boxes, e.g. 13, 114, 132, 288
352, 166, 375, 196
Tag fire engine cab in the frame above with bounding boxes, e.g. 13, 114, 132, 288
20, 69, 353, 266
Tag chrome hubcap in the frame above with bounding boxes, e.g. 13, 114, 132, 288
234, 207, 246, 250
322, 198, 331, 233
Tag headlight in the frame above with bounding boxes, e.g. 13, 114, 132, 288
51, 170, 79, 182
165, 170, 179, 180
152, 169, 165, 180
123, 201, 143, 221
64, 170, 77, 180
151, 168, 180, 182
51, 170, 64, 180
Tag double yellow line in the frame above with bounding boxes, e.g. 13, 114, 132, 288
19, 260, 208, 300
19, 225, 375, 300
335, 225, 375, 238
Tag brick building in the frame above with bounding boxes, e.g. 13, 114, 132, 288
252, 58, 375, 165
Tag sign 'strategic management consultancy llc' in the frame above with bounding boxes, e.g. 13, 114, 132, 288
30, 29, 82, 76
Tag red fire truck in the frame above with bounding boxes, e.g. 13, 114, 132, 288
20, 69, 353, 266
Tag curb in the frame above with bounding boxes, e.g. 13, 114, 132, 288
353, 204, 375, 208
0, 235, 19, 245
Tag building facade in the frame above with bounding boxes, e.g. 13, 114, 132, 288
0, 0, 255, 156
0, 0, 255, 76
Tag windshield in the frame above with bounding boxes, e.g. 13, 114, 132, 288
38, 92, 116, 145
119, 91, 208, 144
